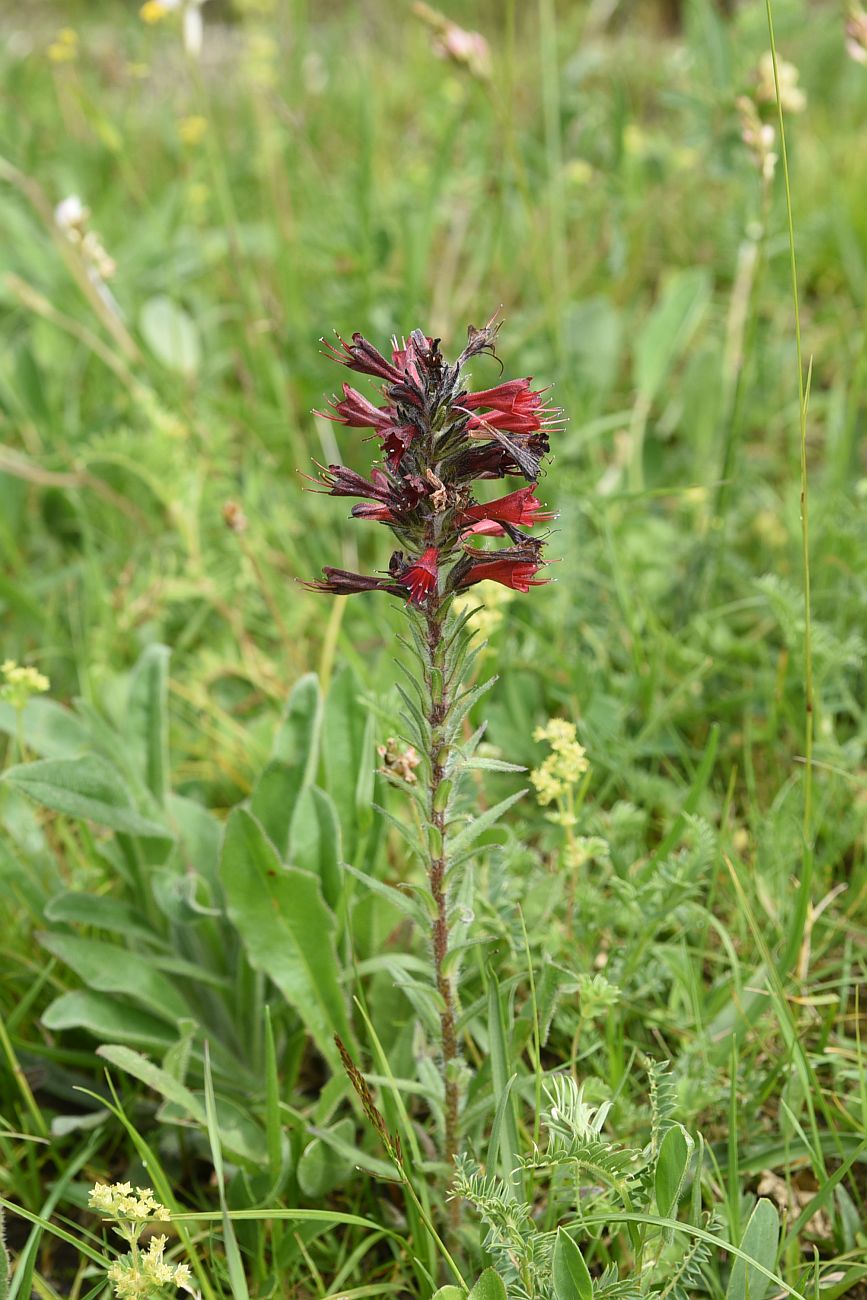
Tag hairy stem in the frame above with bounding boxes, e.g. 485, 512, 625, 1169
424, 596, 461, 1194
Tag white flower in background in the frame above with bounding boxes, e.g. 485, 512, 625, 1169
140, 0, 209, 60
55, 193, 87, 234
737, 96, 778, 182
847, 5, 867, 65
54, 194, 116, 281
756, 50, 807, 114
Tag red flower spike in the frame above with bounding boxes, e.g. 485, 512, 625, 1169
399, 547, 439, 605
304, 321, 558, 604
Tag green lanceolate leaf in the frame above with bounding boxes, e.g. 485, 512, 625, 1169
139, 294, 201, 376
634, 267, 711, 404
342, 863, 427, 925
288, 785, 342, 912
655, 1123, 693, 1219
552, 1229, 593, 1300
97, 1044, 205, 1122
297, 1117, 357, 1198
37, 933, 190, 1024
252, 673, 323, 855
447, 789, 527, 860
126, 643, 171, 805
468, 1269, 508, 1300
220, 809, 351, 1069
273, 673, 323, 774
44, 891, 159, 943
3, 756, 170, 839
725, 1198, 780, 1300
322, 665, 372, 859
42, 991, 175, 1049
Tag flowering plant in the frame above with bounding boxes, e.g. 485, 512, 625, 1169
304, 319, 560, 1184
305, 318, 558, 604
88, 1183, 192, 1300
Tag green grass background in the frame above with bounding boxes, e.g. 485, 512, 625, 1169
1, 0, 866, 1295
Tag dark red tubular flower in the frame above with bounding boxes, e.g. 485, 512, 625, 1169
455, 549, 548, 593
320, 382, 396, 431
302, 319, 560, 605
462, 485, 557, 533
462, 378, 535, 411
321, 332, 404, 384
306, 463, 393, 501
397, 546, 439, 605
463, 377, 562, 436
301, 568, 406, 597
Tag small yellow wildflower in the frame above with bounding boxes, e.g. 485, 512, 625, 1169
530, 718, 589, 807
106, 1234, 192, 1299
245, 32, 279, 90
90, 1183, 190, 1300
140, 1, 170, 22
177, 115, 208, 146
47, 28, 78, 63
565, 158, 593, 188
1, 661, 50, 710
88, 1181, 170, 1223
187, 182, 210, 211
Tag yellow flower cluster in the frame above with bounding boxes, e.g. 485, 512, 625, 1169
107, 1236, 192, 1299
89, 1182, 170, 1223
140, 1, 171, 22
530, 718, 588, 807
177, 116, 208, 146
1, 660, 49, 709
47, 28, 78, 63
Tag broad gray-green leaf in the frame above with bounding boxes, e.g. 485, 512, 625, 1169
322, 665, 369, 859
634, 268, 711, 402
38, 932, 189, 1024
42, 991, 174, 1049
655, 1123, 693, 1219
725, 1197, 779, 1300
289, 785, 342, 912
126, 644, 170, 804
3, 756, 170, 839
251, 675, 323, 855
139, 295, 201, 376
273, 673, 322, 769
297, 1118, 356, 1197
468, 1270, 508, 1300
44, 891, 157, 942
220, 809, 351, 1068
552, 1229, 593, 1300
99, 1045, 266, 1167
0, 697, 91, 759
97, 1043, 204, 1120
431, 1289, 464, 1300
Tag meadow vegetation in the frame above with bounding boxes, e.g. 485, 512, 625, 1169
0, 1, 866, 1298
